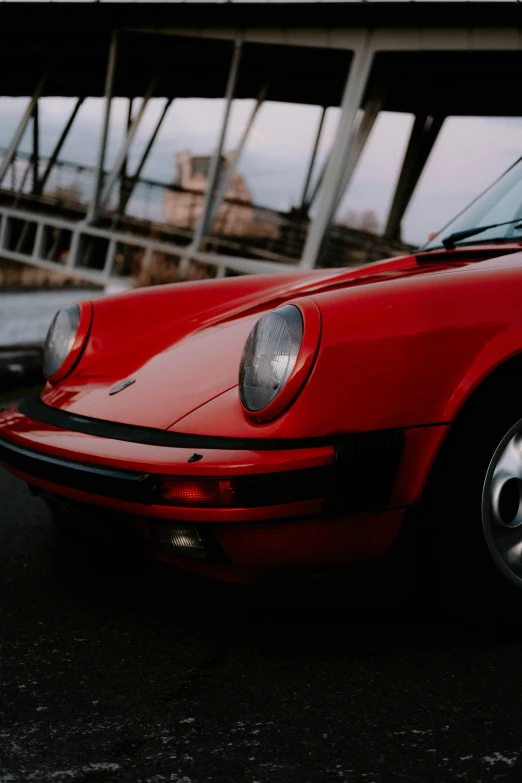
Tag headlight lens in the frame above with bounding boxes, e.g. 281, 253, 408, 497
43, 305, 81, 378
239, 304, 303, 412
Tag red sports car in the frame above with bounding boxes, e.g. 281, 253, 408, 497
4, 159, 522, 611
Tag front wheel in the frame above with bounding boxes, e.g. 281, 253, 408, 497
421, 391, 522, 620
482, 420, 522, 593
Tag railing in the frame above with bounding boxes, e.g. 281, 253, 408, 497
1, 147, 413, 273
0, 205, 286, 288
1, 148, 303, 262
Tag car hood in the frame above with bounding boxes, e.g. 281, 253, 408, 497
41, 247, 522, 430
42, 311, 260, 429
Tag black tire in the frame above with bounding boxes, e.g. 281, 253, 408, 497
419, 376, 522, 621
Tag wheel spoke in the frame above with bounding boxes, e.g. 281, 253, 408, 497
493, 435, 522, 481
493, 525, 522, 570
484, 429, 522, 585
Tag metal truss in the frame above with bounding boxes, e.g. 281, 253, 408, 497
1, 22, 520, 283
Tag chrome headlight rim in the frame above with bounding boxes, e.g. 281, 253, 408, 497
43, 301, 93, 383
239, 299, 321, 422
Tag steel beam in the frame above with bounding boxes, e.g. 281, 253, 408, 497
294, 98, 380, 214
119, 98, 173, 214
300, 106, 326, 212
98, 73, 159, 215
333, 98, 382, 214
86, 30, 118, 223
300, 37, 375, 270
36, 98, 84, 195
118, 98, 133, 214
32, 222, 44, 261
31, 101, 39, 194
180, 38, 243, 275
0, 71, 49, 187
17, 158, 31, 196
308, 103, 379, 216
206, 79, 268, 232
384, 113, 445, 241
0, 212, 10, 251
307, 155, 328, 211
10, 153, 16, 190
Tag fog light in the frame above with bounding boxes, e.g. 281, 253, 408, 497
158, 477, 237, 507
154, 523, 207, 559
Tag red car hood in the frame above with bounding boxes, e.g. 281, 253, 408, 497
43, 312, 260, 429
41, 246, 522, 429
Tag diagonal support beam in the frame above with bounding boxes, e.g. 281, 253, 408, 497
31, 101, 39, 194
17, 158, 32, 196
300, 36, 375, 270
119, 98, 173, 214
179, 38, 243, 276
306, 98, 381, 215
86, 30, 118, 224
307, 154, 329, 212
206, 79, 269, 233
300, 106, 327, 212
333, 97, 382, 215
384, 112, 446, 241
0, 70, 49, 187
98, 72, 161, 216
119, 98, 133, 213
36, 97, 84, 195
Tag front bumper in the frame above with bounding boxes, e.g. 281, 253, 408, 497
0, 398, 448, 580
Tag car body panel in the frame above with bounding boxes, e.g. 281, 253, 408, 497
0, 402, 447, 516
41, 313, 259, 428
3, 242, 522, 581
0, 406, 335, 477
169, 250, 522, 438
40, 247, 522, 437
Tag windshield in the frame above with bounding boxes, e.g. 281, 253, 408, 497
423, 156, 522, 250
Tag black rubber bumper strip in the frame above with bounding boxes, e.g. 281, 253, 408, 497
19, 395, 334, 451
4, 400, 405, 512
0, 434, 153, 503
0, 432, 333, 507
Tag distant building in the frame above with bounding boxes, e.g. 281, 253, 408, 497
163, 151, 278, 239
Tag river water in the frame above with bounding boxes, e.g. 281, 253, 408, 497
0, 290, 100, 346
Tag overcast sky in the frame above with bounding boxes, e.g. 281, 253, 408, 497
1, 94, 521, 246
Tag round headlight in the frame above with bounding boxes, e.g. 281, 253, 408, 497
43, 304, 81, 379
239, 304, 303, 413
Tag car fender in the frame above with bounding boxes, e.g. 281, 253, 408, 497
175, 262, 522, 439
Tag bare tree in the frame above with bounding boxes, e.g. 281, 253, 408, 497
339, 208, 380, 235
359, 209, 380, 234
52, 183, 84, 205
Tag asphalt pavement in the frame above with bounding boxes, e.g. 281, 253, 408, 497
2, 466, 522, 783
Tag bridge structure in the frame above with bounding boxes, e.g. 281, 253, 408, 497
0, 146, 412, 287
1, 1, 522, 288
